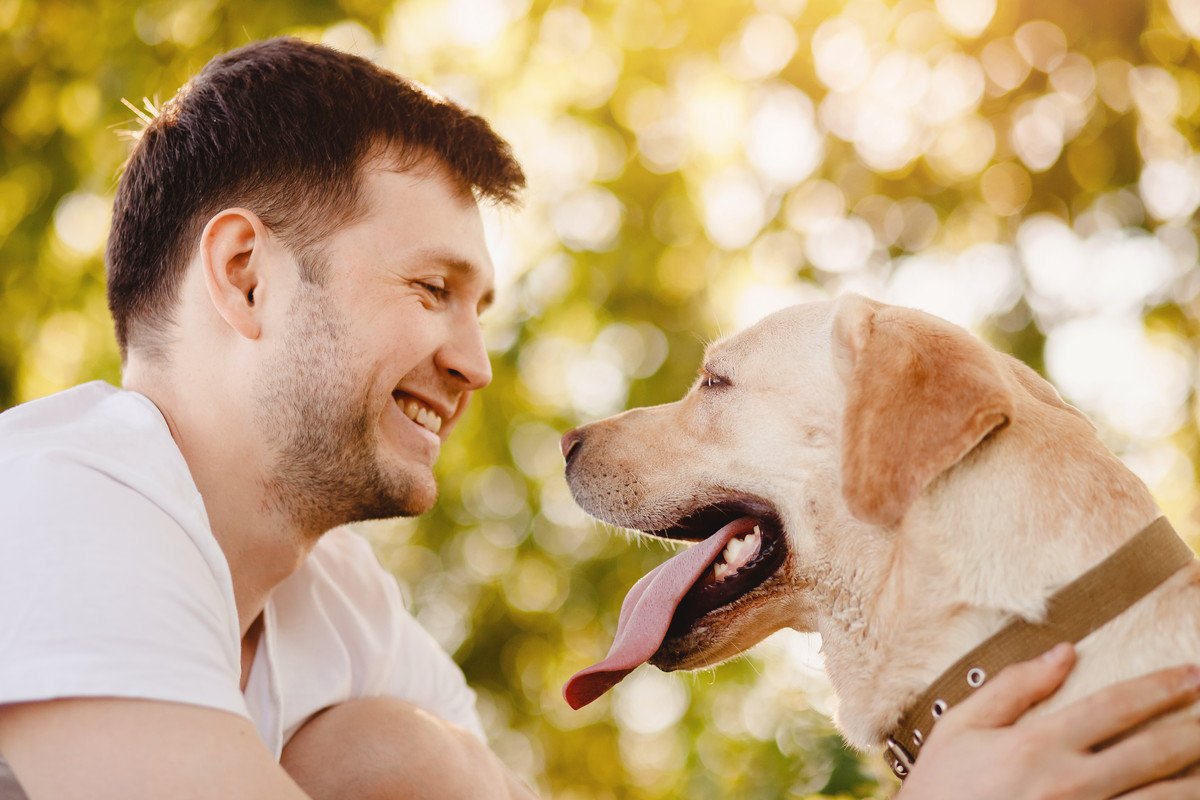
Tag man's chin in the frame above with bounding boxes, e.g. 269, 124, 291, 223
376, 468, 438, 519
394, 481, 437, 517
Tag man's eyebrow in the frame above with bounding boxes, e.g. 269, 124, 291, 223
413, 248, 495, 310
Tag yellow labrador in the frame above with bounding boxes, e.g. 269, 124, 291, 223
561, 294, 1200, 754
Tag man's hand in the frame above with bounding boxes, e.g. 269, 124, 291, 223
0, 698, 312, 799
281, 697, 538, 800
896, 643, 1200, 799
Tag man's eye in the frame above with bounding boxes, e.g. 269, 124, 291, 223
417, 282, 449, 300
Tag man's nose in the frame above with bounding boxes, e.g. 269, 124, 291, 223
439, 318, 492, 390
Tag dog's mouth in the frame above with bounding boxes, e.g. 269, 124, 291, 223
651, 499, 788, 637
562, 495, 788, 710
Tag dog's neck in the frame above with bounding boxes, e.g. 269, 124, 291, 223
808, 414, 1163, 751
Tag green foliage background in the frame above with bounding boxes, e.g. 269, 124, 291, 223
3, 0, 1200, 797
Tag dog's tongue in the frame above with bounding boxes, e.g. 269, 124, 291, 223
563, 516, 759, 710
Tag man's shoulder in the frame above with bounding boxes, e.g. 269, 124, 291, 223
0, 382, 195, 503
0, 392, 244, 721
0, 382, 219, 585
1, 381, 161, 448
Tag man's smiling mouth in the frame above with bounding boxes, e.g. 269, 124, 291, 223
392, 390, 444, 434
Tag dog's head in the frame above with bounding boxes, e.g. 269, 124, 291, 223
562, 294, 1146, 728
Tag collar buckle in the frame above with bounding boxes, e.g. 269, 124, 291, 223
886, 736, 914, 779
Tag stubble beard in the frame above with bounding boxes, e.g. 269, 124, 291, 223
255, 283, 435, 538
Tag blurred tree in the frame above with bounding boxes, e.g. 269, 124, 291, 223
3, 0, 1198, 797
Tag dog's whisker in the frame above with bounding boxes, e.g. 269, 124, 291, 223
743, 654, 762, 677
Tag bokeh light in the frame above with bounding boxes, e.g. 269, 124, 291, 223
4, 0, 1200, 797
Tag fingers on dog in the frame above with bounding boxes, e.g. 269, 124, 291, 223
948, 643, 1076, 730
1049, 664, 1200, 750
1116, 775, 1200, 800
1086, 716, 1200, 798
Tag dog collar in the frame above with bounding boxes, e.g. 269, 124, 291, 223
883, 516, 1195, 780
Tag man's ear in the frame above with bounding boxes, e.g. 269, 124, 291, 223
198, 208, 266, 341
832, 293, 1014, 527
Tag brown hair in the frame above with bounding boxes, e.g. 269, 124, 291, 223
106, 36, 525, 359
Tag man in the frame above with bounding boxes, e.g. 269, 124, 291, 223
1, 36, 1198, 800
0, 37, 533, 799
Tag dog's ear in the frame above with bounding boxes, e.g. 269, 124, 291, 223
832, 294, 1014, 527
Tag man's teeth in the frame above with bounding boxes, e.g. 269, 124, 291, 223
712, 526, 762, 581
400, 397, 443, 434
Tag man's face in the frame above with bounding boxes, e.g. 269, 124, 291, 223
255, 159, 495, 533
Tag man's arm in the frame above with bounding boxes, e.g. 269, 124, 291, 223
280, 696, 537, 800
0, 698, 311, 800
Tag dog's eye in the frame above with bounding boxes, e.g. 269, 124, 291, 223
700, 373, 729, 389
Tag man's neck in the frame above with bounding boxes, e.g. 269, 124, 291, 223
125, 372, 316, 638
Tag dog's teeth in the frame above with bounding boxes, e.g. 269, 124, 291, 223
712, 527, 763, 582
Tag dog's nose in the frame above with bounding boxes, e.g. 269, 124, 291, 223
561, 428, 584, 464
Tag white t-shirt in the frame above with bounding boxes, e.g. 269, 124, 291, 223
0, 381, 483, 757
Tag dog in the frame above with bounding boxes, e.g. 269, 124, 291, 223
559, 293, 1200, 761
